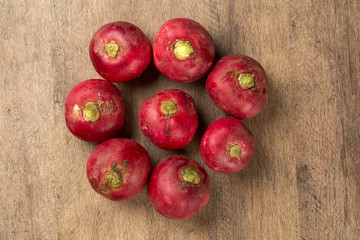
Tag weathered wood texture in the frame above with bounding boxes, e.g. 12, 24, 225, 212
0, 0, 359, 239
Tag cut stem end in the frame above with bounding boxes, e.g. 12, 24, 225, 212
238, 73, 255, 89
83, 102, 100, 122
105, 172, 122, 188
229, 144, 241, 159
181, 166, 201, 185
173, 40, 194, 60
105, 41, 119, 58
160, 100, 178, 118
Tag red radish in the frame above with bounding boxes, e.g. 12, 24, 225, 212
152, 18, 215, 83
86, 138, 152, 201
148, 155, 210, 220
139, 89, 198, 150
89, 21, 151, 83
200, 117, 255, 174
206, 54, 268, 119
65, 79, 124, 142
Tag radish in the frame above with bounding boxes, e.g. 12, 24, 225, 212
65, 79, 124, 142
153, 18, 215, 83
139, 89, 198, 150
89, 21, 151, 82
148, 155, 211, 220
200, 117, 255, 174
206, 54, 268, 119
86, 138, 152, 201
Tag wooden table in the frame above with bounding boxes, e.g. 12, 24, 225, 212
1, 0, 359, 239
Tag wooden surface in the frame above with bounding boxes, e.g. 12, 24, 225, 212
0, 0, 359, 239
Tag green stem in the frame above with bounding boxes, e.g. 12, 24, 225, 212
160, 100, 178, 135
229, 144, 241, 159
164, 118, 171, 135
180, 166, 201, 185
83, 102, 100, 122
105, 41, 119, 58
173, 40, 195, 60
238, 73, 255, 89
105, 172, 122, 188
160, 100, 178, 117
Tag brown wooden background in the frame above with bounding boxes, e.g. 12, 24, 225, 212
0, 0, 359, 239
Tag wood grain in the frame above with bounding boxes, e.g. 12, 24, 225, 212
0, 0, 359, 239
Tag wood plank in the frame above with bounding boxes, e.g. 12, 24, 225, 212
287, 0, 360, 239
